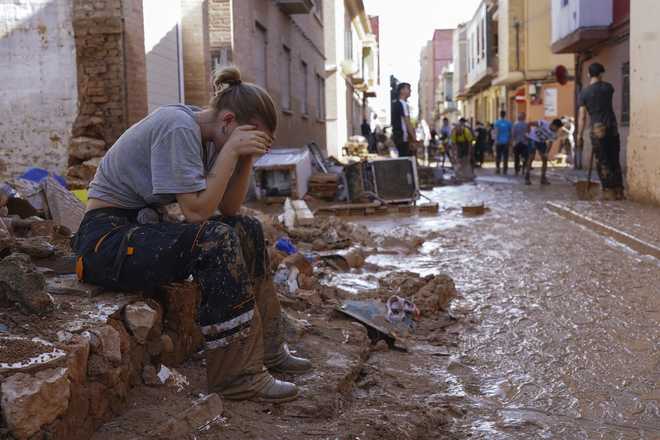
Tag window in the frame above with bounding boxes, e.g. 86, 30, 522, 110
301, 61, 308, 115
255, 22, 267, 88
621, 62, 630, 126
281, 46, 292, 111
316, 73, 325, 120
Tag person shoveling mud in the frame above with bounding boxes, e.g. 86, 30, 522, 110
71, 67, 311, 403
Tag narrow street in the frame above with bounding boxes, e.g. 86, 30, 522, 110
352, 170, 660, 439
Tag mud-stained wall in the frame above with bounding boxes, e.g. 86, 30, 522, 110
627, 0, 660, 205
0, 0, 78, 179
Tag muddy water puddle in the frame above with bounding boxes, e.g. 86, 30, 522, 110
330, 175, 660, 439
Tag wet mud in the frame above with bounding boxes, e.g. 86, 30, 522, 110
342, 173, 660, 439
94, 170, 659, 439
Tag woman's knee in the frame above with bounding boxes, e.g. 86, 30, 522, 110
196, 221, 241, 255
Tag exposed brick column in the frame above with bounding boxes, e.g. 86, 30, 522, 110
122, 0, 148, 126
181, 0, 213, 107
69, 0, 147, 189
208, 0, 233, 66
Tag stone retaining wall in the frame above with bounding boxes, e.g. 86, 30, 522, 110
0, 282, 202, 440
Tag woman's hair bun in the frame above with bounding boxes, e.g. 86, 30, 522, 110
213, 66, 242, 92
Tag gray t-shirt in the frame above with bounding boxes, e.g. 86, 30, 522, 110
89, 105, 216, 209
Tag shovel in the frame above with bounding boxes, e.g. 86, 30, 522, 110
576, 145, 599, 200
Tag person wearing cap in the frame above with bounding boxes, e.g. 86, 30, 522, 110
576, 62, 625, 200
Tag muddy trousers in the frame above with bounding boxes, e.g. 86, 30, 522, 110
592, 133, 624, 191
72, 208, 287, 397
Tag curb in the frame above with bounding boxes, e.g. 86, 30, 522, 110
546, 202, 660, 259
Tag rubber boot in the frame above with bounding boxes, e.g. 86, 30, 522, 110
255, 277, 313, 375
206, 308, 299, 403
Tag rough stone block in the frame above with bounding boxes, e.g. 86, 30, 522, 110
1, 367, 71, 440
0, 253, 54, 315
123, 301, 157, 344
151, 282, 203, 366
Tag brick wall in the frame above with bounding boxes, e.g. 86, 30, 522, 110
122, 0, 148, 125
69, 0, 147, 188
0, 0, 79, 179
181, 0, 212, 107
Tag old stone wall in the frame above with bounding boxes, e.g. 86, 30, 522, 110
68, 0, 147, 189
0, 0, 79, 179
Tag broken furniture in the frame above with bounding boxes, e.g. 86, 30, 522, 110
253, 148, 313, 203
345, 157, 420, 204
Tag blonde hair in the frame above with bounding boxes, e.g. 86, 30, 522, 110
211, 66, 278, 133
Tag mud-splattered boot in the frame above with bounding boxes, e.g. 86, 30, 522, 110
255, 277, 313, 375
206, 309, 299, 403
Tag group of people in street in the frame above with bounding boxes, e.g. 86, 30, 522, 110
389, 61, 625, 199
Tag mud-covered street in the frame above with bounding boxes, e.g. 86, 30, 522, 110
87, 169, 660, 440
353, 171, 660, 439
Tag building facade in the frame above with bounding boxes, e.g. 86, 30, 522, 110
461, 0, 499, 125
453, 24, 469, 118
624, 0, 657, 204
206, 0, 327, 150
418, 29, 453, 128
494, 0, 575, 124
551, 0, 630, 168
323, 0, 379, 158
436, 64, 458, 121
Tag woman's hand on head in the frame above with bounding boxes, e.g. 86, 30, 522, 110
222, 125, 272, 160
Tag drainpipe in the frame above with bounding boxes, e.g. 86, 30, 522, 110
514, 21, 520, 72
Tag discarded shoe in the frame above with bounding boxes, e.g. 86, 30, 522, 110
402, 298, 421, 320
386, 295, 405, 323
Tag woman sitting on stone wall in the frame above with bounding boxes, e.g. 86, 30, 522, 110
72, 66, 312, 403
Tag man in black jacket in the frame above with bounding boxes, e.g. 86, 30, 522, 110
577, 62, 625, 200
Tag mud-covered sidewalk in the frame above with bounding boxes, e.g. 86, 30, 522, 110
90, 168, 659, 440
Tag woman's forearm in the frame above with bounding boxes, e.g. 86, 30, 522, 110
176, 149, 238, 223
219, 156, 254, 216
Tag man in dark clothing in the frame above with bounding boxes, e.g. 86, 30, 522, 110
512, 112, 529, 175
361, 118, 375, 153
391, 83, 415, 157
577, 62, 625, 200
474, 122, 489, 167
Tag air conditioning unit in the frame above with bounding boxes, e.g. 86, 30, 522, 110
346, 158, 419, 203
276, 0, 314, 15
